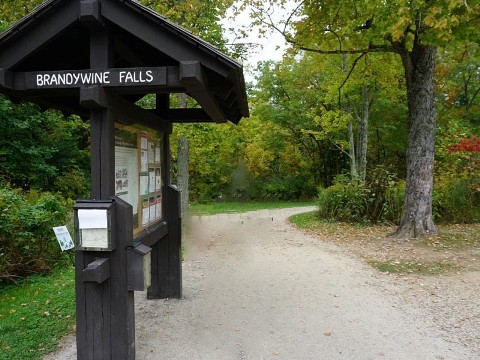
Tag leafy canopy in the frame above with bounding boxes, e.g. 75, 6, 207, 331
139, 0, 234, 50
244, 0, 480, 54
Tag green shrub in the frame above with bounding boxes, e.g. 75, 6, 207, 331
0, 96, 90, 193
433, 142, 480, 222
0, 186, 72, 283
317, 167, 403, 224
317, 183, 364, 222
318, 167, 480, 225
53, 167, 90, 200
257, 177, 317, 201
383, 180, 405, 223
433, 173, 480, 223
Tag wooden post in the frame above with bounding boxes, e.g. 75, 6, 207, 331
147, 132, 182, 300
75, 12, 136, 359
75, 198, 135, 360
147, 185, 182, 299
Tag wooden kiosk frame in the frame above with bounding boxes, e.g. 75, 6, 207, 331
0, 1, 248, 359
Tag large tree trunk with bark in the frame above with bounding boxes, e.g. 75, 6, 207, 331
392, 44, 438, 238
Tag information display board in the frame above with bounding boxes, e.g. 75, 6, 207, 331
115, 123, 163, 234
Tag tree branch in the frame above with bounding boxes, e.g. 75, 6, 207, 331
282, 1, 305, 34
330, 138, 352, 159
252, 6, 396, 56
338, 52, 368, 108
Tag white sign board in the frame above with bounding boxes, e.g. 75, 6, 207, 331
53, 226, 74, 251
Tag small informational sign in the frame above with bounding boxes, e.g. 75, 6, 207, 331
53, 226, 74, 251
78, 209, 108, 229
77, 209, 110, 249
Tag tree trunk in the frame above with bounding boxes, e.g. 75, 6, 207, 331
177, 136, 189, 221
348, 115, 358, 180
392, 44, 438, 238
356, 85, 369, 182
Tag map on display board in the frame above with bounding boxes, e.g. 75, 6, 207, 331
115, 123, 163, 234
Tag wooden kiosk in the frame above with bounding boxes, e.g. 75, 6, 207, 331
0, 1, 248, 359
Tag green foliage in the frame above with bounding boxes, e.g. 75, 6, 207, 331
250, 58, 345, 188
171, 122, 242, 201
288, 211, 318, 229
434, 97, 480, 223
258, 177, 317, 201
317, 167, 404, 224
318, 164, 480, 225
0, 0, 44, 31
433, 172, 480, 223
0, 186, 72, 283
0, 268, 75, 359
53, 167, 90, 201
0, 95, 90, 198
243, 0, 480, 237
139, 0, 234, 53
249, 51, 410, 190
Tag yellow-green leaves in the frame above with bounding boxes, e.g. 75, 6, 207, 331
138, 0, 234, 50
242, 0, 479, 54
0, 0, 43, 32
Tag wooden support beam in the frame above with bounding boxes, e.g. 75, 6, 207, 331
111, 94, 172, 133
180, 61, 225, 122
0, 1, 79, 69
83, 258, 110, 283
80, 86, 108, 109
156, 93, 170, 110
80, 0, 103, 27
151, 108, 214, 123
0, 69, 13, 89
133, 221, 168, 247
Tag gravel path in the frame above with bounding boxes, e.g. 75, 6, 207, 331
46, 207, 478, 359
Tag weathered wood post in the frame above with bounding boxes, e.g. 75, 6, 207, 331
74, 197, 136, 359
148, 135, 182, 299
74, 4, 138, 358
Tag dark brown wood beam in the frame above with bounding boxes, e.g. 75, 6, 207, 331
0, 0, 79, 69
110, 94, 172, 133
179, 61, 225, 122
80, 0, 103, 28
80, 86, 108, 109
150, 108, 214, 123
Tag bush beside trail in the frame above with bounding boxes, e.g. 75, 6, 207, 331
0, 186, 72, 283
317, 167, 480, 225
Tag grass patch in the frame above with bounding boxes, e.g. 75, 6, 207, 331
289, 211, 382, 238
426, 223, 480, 250
368, 260, 458, 275
289, 211, 319, 229
0, 267, 75, 360
190, 201, 316, 216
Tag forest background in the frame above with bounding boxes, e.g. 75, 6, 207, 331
0, 0, 479, 282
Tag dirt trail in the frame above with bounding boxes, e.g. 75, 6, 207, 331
46, 207, 477, 359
